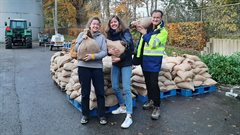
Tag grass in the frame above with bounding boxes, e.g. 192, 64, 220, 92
165, 45, 200, 56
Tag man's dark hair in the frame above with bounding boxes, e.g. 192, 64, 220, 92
151, 10, 164, 18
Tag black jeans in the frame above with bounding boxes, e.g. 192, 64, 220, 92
78, 66, 105, 117
143, 71, 160, 107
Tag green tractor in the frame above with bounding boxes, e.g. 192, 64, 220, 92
5, 19, 32, 49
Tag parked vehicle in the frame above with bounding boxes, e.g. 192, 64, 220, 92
49, 34, 64, 51
5, 19, 32, 49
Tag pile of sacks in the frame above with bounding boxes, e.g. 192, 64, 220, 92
50, 51, 124, 110
131, 54, 217, 96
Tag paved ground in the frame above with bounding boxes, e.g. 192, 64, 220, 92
0, 43, 239, 135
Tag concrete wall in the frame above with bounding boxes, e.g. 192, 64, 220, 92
0, 0, 43, 42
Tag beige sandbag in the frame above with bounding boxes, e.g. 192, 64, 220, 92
132, 82, 146, 89
174, 76, 184, 83
65, 83, 73, 91
199, 68, 209, 75
193, 81, 203, 86
62, 70, 72, 77
105, 94, 119, 107
131, 87, 139, 95
58, 76, 70, 83
104, 75, 111, 81
158, 76, 167, 82
73, 83, 81, 91
182, 54, 201, 61
57, 54, 72, 68
131, 17, 152, 29
137, 89, 147, 96
63, 63, 74, 71
201, 72, 212, 78
66, 90, 72, 95
203, 78, 217, 86
70, 91, 79, 99
132, 66, 143, 76
166, 85, 178, 91
161, 62, 176, 72
131, 75, 145, 83
164, 56, 185, 65
68, 78, 75, 86
105, 88, 115, 96
107, 39, 125, 57
89, 100, 97, 110
163, 72, 172, 80
195, 61, 207, 68
160, 86, 167, 91
177, 70, 194, 80
77, 37, 100, 60
163, 80, 176, 86
193, 67, 201, 74
174, 63, 192, 71
72, 75, 79, 83
176, 82, 195, 91
90, 91, 97, 101
193, 75, 207, 82
75, 95, 82, 103
70, 39, 77, 59
158, 81, 164, 87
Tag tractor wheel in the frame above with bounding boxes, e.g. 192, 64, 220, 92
5, 36, 12, 49
39, 42, 42, 46
26, 37, 32, 48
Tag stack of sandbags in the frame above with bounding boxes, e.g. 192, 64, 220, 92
102, 56, 119, 107
131, 66, 147, 96
164, 56, 195, 91
182, 54, 217, 87
50, 51, 72, 90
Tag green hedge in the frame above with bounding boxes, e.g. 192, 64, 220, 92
199, 52, 240, 85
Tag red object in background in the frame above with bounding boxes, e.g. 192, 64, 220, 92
6, 26, 11, 32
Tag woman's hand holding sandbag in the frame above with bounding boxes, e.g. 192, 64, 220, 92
83, 53, 95, 61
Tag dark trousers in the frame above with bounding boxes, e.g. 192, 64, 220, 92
143, 71, 160, 107
78, 66, 105, 117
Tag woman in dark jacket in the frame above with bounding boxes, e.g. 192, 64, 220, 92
105, 15, 134, 128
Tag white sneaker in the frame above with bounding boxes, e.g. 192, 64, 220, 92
121, 117, 133, 129
112, 106, 126, 114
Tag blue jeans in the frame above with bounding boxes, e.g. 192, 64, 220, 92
111, 65, 132, 114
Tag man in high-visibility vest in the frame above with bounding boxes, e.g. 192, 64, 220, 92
136, 10, 168, 120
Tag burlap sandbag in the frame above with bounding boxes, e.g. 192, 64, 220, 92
62, 70, 72, 77
131, 87, 139, 95
105, 88, 115, 96
77, 37, 100, 60
177, 70, 194, 80
132, 66, 143, 76
75, 95, 82, 103
158, 81, 164, 87
201, 72, 212, 78
58, 75, 70, 83
163, 80, 176, 86
105, 94, 119, 107
131, 17, 152, 29
164, 56, 185, 65
193, 75, 207, 82
182, 54, 201, 61
174, 63, 192, 71
72, 75, 79, 83
203, 78, 217, 86
161, 62, 176, 72
166, 85, 178, 91
158, 76, 167, 82
107, 39, 125, 57
199, 68, 209, 75
70, 91, 79, 99
132, 82, 146, 89
193, 81, 203, 86
70, 39, 77, 59
63, 62, 74, 71
65, 83, 73, 91
131, 75, 145, 83
57, 54, 72, 68
195, 61, 207, 68
176, 82, 195, 91
90, 91, 97, 101
73, 83, 81, 91
89, 100, 97, 110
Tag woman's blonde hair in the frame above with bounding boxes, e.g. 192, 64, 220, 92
85, 17, 102, 30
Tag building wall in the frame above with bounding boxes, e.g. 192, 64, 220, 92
0, 0, 43, 42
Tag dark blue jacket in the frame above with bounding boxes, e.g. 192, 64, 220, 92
107, 29, 134, 67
